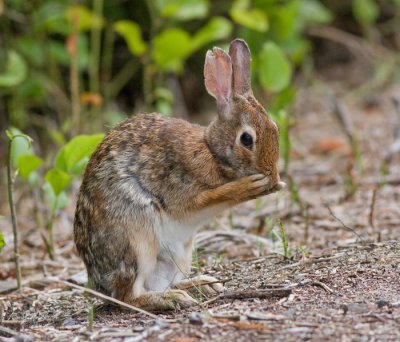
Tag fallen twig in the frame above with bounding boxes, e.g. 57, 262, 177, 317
278, 254, 345, 271
310, 280, 334, 294
323, 203, 364, 243
176, 278, 231, 290
89, 321, 166, 342
0, 320, 23, 329
0, 325, 18, 337
203, 288, 291, 305
46, 276, 160, 320
361, 175, 400, 186
208, 311, 241, 321
282, 279, 333, 293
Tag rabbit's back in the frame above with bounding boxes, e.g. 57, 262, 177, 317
83, 113, 212, 214
74, 113, 225, 294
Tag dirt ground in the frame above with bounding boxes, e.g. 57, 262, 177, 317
1, 66, 400, 341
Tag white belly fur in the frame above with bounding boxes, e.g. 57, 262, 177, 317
144, 204, 227, 292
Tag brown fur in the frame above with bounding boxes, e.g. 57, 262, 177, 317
74, 39, 282, 311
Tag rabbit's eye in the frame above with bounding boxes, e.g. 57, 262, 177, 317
240, 132, 253, 149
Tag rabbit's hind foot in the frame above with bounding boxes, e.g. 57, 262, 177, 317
127, 290, 197, 312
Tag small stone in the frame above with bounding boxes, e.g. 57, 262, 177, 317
14, 334, 34, 342
188, 312, 203, 325
62, 316, 79, 327
376, 300, 390, 308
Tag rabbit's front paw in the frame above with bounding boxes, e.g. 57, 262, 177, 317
270, 181, 286, 192
235, 173, 274, 201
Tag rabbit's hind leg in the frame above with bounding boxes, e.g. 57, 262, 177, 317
111, 267, 197, 311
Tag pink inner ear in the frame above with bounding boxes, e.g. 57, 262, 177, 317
204, 48, 232, 105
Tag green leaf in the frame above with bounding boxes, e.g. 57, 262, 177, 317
158, 0, 209, 21
0, 51, 27, 88
15, 73, 48, 104
49, 36, 89, 70
353, 0, 379, 24
152, 29, 192, 72
156, 99, 173, 116
281, 38, 310, 65
154, 87, 174, 103
49, 41, 70, 65
43, 183, 68, 213
69, 157, 90, 175
230, 7, 268, 32
15, 37, 46, 67
17, 155, 43, 179
33, 2, 70, 35
8, 128, 34, 168
270, 86, 297, 112
55, 134, 104, 174
113, 20, 147, 56
77, 35, 90, 70
191, 17, 233, 51
299, 0, 333, 25
155, 86, 174, 115
66, 5, 104, 32
266, 1, 299, 42
259, 42, 292, 92
45, 169, 72, 196
28, 171, 40, 187
0, 231, 5, 252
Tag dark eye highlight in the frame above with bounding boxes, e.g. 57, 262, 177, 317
240, 132, 253, 149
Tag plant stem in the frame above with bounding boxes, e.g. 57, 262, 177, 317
7, 139, 21, 289
278, 220, 289, 259
107, 59, 139, 100
69, 17, 81, 135
44, 211, 56, 260
143, 0, 160, 111
143, 57, 154, 111
88, 305, 94, 330
102, 26, 114, 108
89, 0, 104, 118
90, 0, 103, 94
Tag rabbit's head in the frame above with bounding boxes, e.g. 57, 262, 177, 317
204, 39, 280, 185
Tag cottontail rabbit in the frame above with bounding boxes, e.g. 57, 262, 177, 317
74, 39, 285, 311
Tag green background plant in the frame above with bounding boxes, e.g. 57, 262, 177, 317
1, 0, 399, 257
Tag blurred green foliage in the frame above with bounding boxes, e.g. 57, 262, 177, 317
0, 231, 4, 252
0, 0, 337, 134
1, 0, 399, 256
6, 128, 103, 256
2, 0, 398, 136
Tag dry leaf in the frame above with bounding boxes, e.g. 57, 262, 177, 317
232, 322, 265, 330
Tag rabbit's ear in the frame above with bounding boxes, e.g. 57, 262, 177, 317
229, 39, 252, 96
204, 47, 232, 118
